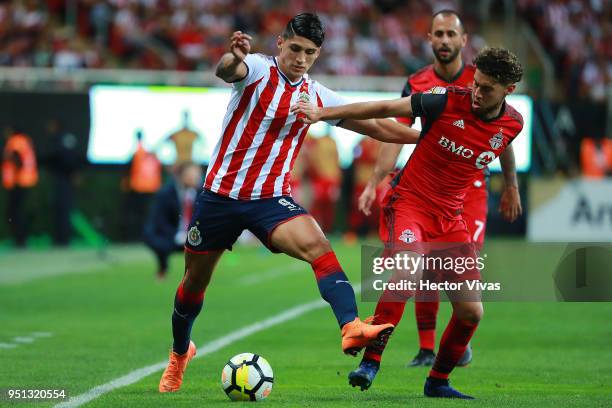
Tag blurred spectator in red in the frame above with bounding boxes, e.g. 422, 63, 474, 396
348, 136, 383, 237
306, 130, 341, 233
124, 128, 162, 241
2, 125, 38, 247
175, 14, 206, 70
581, 137, 612, 178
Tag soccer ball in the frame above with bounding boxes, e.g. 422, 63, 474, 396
221, 353, 274, 401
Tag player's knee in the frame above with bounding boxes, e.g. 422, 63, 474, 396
182, 266, 212, 292
183, 252, 220, 290
301, 236, 332, 262
182, 274, 207, 293
456, 303, 483, 324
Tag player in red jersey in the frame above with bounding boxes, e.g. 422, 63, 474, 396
293, 47, 524, 399
358, 10, 488, 369
158, 13, 423, 393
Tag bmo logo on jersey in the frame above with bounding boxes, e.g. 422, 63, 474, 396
438, 135, 497, 169
438, 136, 474, 158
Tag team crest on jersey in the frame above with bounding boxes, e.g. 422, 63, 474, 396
489, 129, 504, 150
399, 229, 417, 243
298, 91, 310, 103
187, 226, 202, 246
426, 86, 447, 95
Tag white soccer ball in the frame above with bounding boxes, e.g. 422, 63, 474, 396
221, 353, 274, 401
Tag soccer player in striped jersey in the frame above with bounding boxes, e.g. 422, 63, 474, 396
159, 13, 421, 393
293, 47, 524, 399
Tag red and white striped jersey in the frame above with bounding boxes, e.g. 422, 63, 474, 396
204, 53, 346, 200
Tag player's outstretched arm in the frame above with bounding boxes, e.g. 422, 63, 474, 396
215, 31, 252, 83
340, 118, 419, 145
499, 144, 522, 222
335, 118, 415, 215
358, 142, 403, 216
291, 97, 413, 124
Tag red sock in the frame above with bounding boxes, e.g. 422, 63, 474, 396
172, 279, 205, 354
176, 281, 205, 304
311, 252, 358, 326
363, 289, 410, 362
415, 299, 439, 351
429, 313, 478, 379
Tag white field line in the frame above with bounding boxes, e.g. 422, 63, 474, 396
54, 282, 362, 408
0, 332, 54, 349
0, 343, 18, 349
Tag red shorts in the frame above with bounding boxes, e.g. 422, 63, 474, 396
379, 189, 481, 282
379, 190, 471, 244
462, 182, 488, 248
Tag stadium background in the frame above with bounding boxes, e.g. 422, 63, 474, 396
0, 0, 609, 244
0, 0, 611, 407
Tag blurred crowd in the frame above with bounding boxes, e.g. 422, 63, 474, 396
0, 0, 609, 95
517, 0, 610, 176
0, 0, 483, 75
517, 0, 611, 105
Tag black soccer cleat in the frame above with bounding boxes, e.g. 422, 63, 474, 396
407, 348, 436, 367
424, 376, 475, 399
348, 359, 379, 391
456, 343, 473, 367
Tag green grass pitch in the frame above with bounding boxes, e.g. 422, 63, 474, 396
1, 239, 611, 407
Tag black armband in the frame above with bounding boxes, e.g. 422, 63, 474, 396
411, 93, 448, 121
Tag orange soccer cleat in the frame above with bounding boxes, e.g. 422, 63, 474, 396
341, 317, 394, 356
159, 341, 197, 392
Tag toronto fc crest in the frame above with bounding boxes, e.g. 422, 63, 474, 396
489, 129, 504, 150
399, 229, 417, 243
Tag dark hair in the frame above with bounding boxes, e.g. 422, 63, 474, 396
431, 9, 465, 33
473, 47, 523, 85
282, 13, 325, 47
